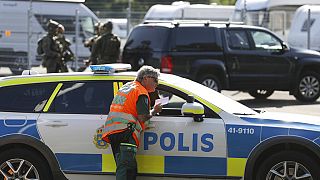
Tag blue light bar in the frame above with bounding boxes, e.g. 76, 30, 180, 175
90, 63, 132, 73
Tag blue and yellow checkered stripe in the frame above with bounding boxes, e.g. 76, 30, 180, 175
55, 153, 246, 177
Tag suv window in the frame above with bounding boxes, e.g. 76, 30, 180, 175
49, 81, 113, 114
226, 30, 250, 50
0, 83, 56, 113
250, 30, 282, 51
174, 27, 221, 51
125, 26, 170, 51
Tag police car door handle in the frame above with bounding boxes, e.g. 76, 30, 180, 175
43, 120, 68, 127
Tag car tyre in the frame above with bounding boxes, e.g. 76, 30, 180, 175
199, 74, 221, 92
255, 151, 319, 180
0, 148, 52, 180
10, 69, 23, 75
294, 71, 320, 102
248, 89, 274, 99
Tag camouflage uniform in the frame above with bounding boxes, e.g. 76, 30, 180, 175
42, 34, 61, 73
84, 22, 101, 53
89, 21, 120, 65
84, 34, 99, 52
41, 20, 62, 73
56, 34, 74, 72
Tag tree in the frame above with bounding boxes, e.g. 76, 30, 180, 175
85, 0, 236, 14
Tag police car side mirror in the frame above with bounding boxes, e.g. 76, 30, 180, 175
181, 101, 204, 122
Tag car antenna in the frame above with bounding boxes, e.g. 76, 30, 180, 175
204, 21, 210, 27
172, 21, 180, 27
226, 20, 231, 28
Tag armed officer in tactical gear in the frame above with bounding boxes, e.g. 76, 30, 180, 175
41, 19, 62, 73
56, 24, 74, 72
89, 21, 120, 65
84, 22, 101, 52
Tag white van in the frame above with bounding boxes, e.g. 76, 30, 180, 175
232, 0, 320, 41
100, 18, 128, 39
0, 0, 99, 74
144, 1, 235, 22
288, 5, 320, 51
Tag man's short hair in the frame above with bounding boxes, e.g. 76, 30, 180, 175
136, 66, 160, 82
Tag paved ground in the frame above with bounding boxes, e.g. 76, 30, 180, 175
222, 90, 320, 116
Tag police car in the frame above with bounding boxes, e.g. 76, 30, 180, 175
0, 64, 319, 180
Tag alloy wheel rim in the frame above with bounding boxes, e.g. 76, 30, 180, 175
266, 161, 312, 180
0, 158, 40, 180
299, 76, 320, 98
202, 79, 218, 91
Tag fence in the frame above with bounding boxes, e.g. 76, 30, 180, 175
0, 1, 318, 75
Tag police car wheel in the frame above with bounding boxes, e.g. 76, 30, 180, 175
255, 151, 319, 180
294, 71, 320, 102
199, 74, 221, 92
0, 148, 52, 180
248, 89, 274, 99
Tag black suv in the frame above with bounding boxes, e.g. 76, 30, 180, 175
122, 21, 320, 102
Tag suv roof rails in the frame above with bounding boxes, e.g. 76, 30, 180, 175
143, 20, 244, 27
143, 20, 174, 24
173, 20, 244, 27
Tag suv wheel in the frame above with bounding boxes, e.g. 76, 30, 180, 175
294, 71, 320, 102
199, 74, 221, 92
255, 151, 319, 180
248, 89, 274, 99
10, 69, 23, 75
0, 148, 52, 180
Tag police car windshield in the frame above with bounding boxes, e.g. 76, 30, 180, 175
162, 74, 258, 115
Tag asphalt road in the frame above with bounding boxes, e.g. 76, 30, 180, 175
222, 90, 320, 116
1, 67, 319, 117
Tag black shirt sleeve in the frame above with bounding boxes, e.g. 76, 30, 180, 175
136, 95, 149, 115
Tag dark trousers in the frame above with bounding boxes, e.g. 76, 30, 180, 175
108, 129, 137, 180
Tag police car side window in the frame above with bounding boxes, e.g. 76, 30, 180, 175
48, 81, 113, 114
0, 83, 56, 113
157, 85, 219, 118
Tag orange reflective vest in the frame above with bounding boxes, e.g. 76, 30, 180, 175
102, 81, 150, 147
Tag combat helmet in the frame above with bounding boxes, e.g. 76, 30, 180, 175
47, 19, 59, 34
100, 21, 113, 34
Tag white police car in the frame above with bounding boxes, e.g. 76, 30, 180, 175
0, 64, 319, 180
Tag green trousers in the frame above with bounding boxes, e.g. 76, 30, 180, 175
115, 143, 137, 180
109, 130, 138, 180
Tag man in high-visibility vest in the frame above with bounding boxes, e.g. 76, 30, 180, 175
102, 65, 162, 180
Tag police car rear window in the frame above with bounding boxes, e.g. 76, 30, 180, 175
0, 83, 56, 113
48, 81, 113, 114
125, 26, 169, 51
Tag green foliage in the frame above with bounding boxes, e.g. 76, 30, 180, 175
85, 0, 236, 13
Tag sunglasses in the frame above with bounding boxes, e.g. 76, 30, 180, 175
146, 76, 158, 84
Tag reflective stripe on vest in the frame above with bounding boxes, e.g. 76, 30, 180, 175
103, 81, 150, 146
105, 112, 143, 133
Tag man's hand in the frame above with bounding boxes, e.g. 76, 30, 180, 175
152, 103, 162, 116
138, 104, 162, 123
